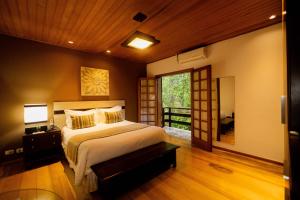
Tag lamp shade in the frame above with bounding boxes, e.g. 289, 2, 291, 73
24, 104, 48, 124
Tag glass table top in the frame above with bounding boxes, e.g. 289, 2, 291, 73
0, 188, 63, 200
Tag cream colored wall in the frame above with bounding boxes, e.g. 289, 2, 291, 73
147, 23, 284, 162
281, 21, 289, 175
220, 77, 235, 117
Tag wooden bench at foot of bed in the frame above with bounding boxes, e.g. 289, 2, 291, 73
91, 142, 179, 194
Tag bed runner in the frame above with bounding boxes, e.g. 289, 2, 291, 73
67, 123, 149, 164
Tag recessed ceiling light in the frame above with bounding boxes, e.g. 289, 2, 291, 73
122, 31, 159, 50
282, 11, 287, 15
106, 50, 111, 53
68, 41, 74, 44
269, 15, 276, 20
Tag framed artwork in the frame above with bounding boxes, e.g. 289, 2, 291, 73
81, 66, 109, 96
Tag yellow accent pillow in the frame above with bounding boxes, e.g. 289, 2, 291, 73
70, 114, 95, 129
104, 111, 123, 124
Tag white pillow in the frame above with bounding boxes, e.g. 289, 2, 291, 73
95, 105, 122, 124
64, 109, 96, 129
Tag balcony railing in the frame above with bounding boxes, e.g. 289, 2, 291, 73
162, 107, 191, 130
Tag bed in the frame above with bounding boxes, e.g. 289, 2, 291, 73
53, 100, 166, 192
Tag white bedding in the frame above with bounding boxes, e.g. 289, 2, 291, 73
62, 120, 166, 192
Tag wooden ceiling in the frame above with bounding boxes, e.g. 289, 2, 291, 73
0, 0, 282, 63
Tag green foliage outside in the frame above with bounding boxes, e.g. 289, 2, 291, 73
162, 73, 191, 130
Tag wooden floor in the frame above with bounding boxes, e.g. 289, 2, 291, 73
64, 135, 285, 200
0, 162, 76, 200
220, 130, 235, 145
0, 135, 286, 200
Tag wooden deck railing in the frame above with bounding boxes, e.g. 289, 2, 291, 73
162, 107, 191, 129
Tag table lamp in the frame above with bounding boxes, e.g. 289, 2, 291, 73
24, 104, 48, 134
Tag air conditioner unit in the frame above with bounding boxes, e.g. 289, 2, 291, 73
178, 47, 207, 64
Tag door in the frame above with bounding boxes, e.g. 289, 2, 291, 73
287, 1, 300, 199
212, 78, 220, 141
156, 77, 163, 127
192, 65, 212, 151
138, 78, 157, 126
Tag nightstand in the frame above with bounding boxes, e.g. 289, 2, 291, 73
23, 126, 63, 168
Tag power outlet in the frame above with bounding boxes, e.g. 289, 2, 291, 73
16, 147, 23, 154
4, 149, 15, 156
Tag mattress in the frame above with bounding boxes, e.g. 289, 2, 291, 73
62, 120, 166, 191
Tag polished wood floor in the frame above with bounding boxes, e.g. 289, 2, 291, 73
0, 135, 286, 200
220, 130, 235, 145
0, 162, 76, 200
63, 135, 285, 200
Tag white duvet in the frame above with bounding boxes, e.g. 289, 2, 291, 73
62, 120, 165, 192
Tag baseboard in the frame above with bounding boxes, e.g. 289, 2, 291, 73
212, 145, 283, 166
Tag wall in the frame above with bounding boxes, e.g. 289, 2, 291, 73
147, 23, 284, 162
0, 35, 146, 160
282, 22, 289, 176
220, 77, 235, 117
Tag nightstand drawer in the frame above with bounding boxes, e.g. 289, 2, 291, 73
23, 129, 62, 154
23, 136, 38, 144
50, 132, 60, 140
23, 135, 42, 153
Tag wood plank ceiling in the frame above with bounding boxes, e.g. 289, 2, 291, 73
0, 0, 282, 63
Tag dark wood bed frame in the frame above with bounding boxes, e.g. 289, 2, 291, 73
91, 142, 179, 194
